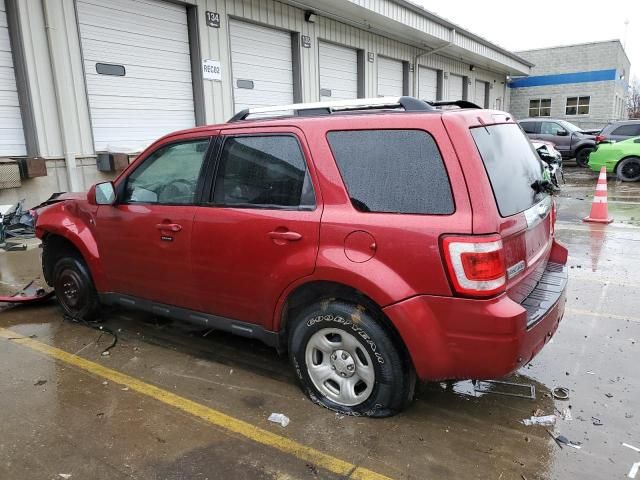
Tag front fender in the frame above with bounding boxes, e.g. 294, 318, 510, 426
36, 201, 110, 291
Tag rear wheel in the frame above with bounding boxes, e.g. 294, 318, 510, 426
575, 147, 593, 168
617, 157, 640, 182
52, 254, 101, 321
289, 300, 415, 417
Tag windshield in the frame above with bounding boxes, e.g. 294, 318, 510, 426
471, 123, 547, 217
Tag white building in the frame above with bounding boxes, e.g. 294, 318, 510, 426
0, 0, 531, 206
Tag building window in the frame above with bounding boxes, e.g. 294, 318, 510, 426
528, 99, 551, 117
566, 96, 590, 115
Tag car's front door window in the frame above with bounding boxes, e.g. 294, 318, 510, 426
541, 122, 565, 136
124, 139, 210, 205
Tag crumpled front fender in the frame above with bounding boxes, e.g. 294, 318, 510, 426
36, 200, 110, 291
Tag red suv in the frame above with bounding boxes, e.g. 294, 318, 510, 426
35, 97, 568, 417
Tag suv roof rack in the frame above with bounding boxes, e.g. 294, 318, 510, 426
228, 96, 434, 122
426, 100, 481, 109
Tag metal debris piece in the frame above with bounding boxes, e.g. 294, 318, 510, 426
268, 413, 290, 427
629, 462, 640, 479
555, 434, 582, 449
623, 443, 640, 453
552, 387, 570, 400
592, 416, 603, 426
474, 380, 536, 399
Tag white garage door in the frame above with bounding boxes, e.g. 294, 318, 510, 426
377, 56, 404, 97
77, 0, 195, 152
0, 0, 25, 156
230, 20, 293, 112
448, 74, 464, 101
418, 67, 438, 102
318, 42, 358, 101
475, 80, 487, 108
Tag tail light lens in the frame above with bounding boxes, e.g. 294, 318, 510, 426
595, 135, 606, 144
441, 235, 506, 297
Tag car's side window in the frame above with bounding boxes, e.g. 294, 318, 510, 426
612, 125, 640, 137
541, 122, 564, 135
123, 139, 210, 205
520, 121, 539, 134
213, 135, 315, 209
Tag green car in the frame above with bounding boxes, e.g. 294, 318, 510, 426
588, 136, 640, 182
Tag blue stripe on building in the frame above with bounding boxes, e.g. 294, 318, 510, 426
508, 69, 617, 88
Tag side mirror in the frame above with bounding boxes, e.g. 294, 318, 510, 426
88, 182, 116, 206
556, 130, 569, 136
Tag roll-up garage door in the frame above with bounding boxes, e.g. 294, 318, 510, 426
475, 80, 488, 108
377, 56, 404, 97
230, 20, 294, 112
0, 0, 26, 156
448, 74, 465, 101
418, 67, 438, 102
318, 42, 358, 101
77, 0, 195, 152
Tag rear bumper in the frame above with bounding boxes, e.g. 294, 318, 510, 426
384, 242, 568, 381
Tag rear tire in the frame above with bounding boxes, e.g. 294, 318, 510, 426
52, 254, 101, 321
575, 147, 593, 168
617, 157, 640, 182
289, 300, 415, 417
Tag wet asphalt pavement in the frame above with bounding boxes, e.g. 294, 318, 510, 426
1, 166, 639, 480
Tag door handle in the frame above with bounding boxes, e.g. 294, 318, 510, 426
156, 223, 182, 232
268, 231, 302, 241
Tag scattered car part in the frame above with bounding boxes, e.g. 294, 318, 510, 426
522, 414, 556, 426
552, 386, 570, 400
623, 443, 640, 453
0, 280, 54, 305
474, 380, 536, 399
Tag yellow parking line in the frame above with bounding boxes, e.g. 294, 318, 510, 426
565, 308, 640, 323
0, 327, 391, 480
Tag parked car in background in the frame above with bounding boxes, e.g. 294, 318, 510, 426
519, 118, 597, 167
595, 120, 640, 145
588, 136, 640, 182
34, 97, 568, 417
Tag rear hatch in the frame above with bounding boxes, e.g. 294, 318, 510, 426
470, 123, 553, 304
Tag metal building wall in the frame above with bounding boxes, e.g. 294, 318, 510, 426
2, 0, 518, 208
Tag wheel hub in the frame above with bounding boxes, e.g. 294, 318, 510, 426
330, 349, 356, 378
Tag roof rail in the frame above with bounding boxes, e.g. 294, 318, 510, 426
426, 100, 481, 109
228, 96, 434, 122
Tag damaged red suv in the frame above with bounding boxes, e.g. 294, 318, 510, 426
35, 97, 568, 417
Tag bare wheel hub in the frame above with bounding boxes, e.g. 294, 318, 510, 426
330, 349, 356, 378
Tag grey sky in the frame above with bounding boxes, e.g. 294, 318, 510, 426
411, 0, 639, 80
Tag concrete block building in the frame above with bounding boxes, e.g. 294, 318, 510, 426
0, 0, 532, 207
508, 40, 630, 130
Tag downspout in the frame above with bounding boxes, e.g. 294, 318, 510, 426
413, 28, 456, 98
42, 1, 81, 192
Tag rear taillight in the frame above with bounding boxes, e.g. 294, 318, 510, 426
441, 235, 506, 297
595, 135, 606, 144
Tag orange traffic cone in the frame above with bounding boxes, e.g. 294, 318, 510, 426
583, 166, 613, 224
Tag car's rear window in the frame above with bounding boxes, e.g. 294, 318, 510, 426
471, 123, 546, 217
326, 129, 454, 215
